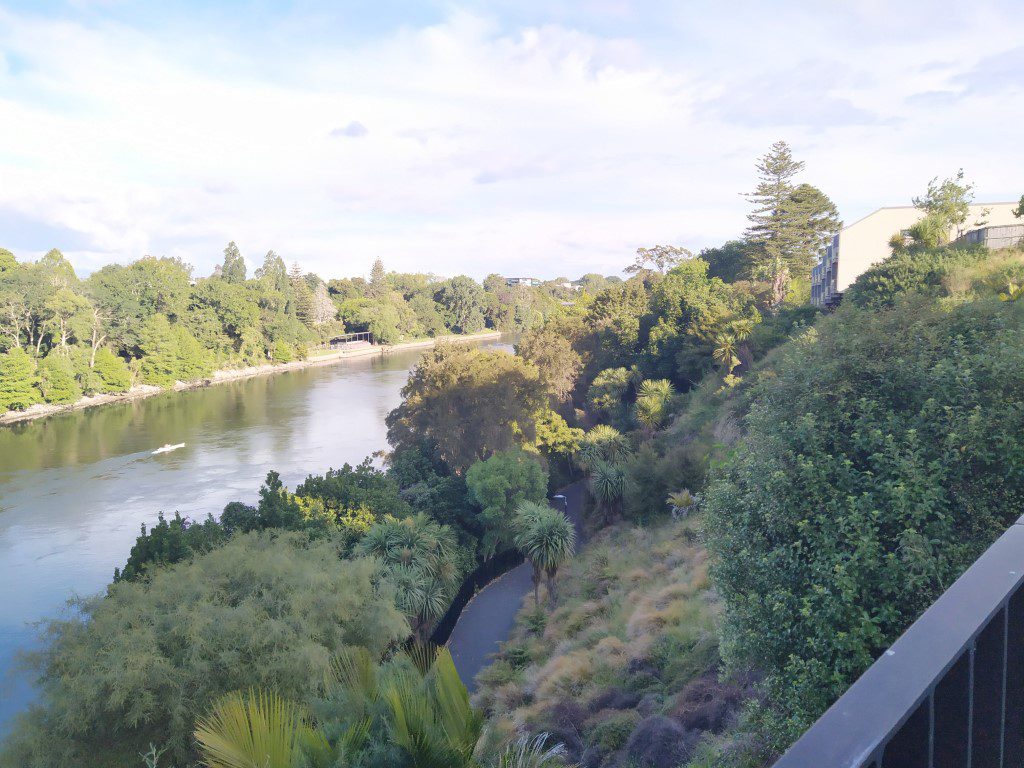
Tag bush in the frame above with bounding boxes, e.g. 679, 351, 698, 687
587, 709, 641, 752
845, 243, 987, 309
0, 347, 41, 411
271, 338, 295, 362
38, 355, 82, 404
91, 347, 132, 392
0, 532, 408, 768
705, 295, 1024, 747
466, 449, 548, 556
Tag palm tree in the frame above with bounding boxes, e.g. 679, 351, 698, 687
514, 501, 576, 607
666, 488, 697, 519
635, 378, 675, 431
383, 646, 484, 768
712, 333, 740, 378
574, 424, 629, 471
589, 460, 625, 523
195, 689, 322, 768
356, 514, 460, 641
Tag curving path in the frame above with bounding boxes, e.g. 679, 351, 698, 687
449, 482, 586, 692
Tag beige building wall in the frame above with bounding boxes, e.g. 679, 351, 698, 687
835, 202, 1021, 292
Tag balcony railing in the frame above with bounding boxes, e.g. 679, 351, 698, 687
774, 515, 1024, 768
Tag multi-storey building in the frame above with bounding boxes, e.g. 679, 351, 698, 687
811, 202, 1021, 308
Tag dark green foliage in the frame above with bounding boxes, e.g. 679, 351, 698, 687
219, 241, 247, 284
700, 241, 752, 283
845, 243, 988, 309
90, 347, 132, 393
0, 347, 41, 411
296, 459, 412, 520
0, 532, 408, 768
37, 354, 82, 404
435, 275, 486, 334
466, 449, 549, 556
115, 511, 227, 582
705, 295, 1024, 747
253, 470, 304, 529
218, 501, 259, 534
389, 443, 479, 549
640, 260, 759, 385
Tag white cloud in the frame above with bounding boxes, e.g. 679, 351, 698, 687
0, 3, 1021, 280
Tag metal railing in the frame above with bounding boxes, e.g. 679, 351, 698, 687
775, 515, 1024, 768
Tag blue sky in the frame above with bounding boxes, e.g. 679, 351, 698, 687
0, 1, 1021, 280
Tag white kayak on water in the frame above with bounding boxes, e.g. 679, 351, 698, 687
152, 443, 185, 455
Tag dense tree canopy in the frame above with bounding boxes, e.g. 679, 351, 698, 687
465, 449, 549, 555
1, 247, 570, 414
0, 532, 407, 768
386, 344, 548, 472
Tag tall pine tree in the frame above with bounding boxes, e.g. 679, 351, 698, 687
744, 141, 840, 307
220, 241, 247, 284
369, 258, 388, 300
289, 262, 314, 326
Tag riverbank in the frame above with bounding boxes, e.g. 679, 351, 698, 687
0, 331, 503, 428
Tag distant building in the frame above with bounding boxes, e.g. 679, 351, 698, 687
811, 202, 1021, 308
505, 276, 541, 287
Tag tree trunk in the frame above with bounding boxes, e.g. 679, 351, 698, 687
532, 565, 542, 607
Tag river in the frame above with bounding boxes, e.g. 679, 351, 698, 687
0, 340, 508, 733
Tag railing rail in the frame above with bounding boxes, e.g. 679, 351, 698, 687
313, 331, 374, 350
775, 515, 1024, 768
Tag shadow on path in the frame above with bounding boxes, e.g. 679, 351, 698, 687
448, 482, 587, 692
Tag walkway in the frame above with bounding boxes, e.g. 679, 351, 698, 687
448, 482, 586, 692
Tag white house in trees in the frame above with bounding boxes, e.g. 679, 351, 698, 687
810, 202, 1021, 308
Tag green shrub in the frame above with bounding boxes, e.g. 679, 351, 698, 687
38, 355, 82, 404
271, 339, 295, 363
705, 294, 1024, 747
845, 243, 987, 309
0, 347, 41, 411
91, 347, 132, 392
0, 532, 407, 768
587, 709, 641, 752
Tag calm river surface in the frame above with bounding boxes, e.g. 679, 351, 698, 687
0, 340, 507, 732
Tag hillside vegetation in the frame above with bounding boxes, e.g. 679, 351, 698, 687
467, 242, 1024, 767
4, 149, 1022, 768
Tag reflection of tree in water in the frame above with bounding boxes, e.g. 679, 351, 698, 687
0, 342, 501, 477
0, 372, 311, 475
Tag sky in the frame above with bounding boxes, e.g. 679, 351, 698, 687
0, 1, 1022, 281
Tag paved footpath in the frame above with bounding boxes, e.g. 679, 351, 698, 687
448, 482, 586, 692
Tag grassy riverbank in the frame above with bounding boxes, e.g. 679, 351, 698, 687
0, 331, 502, 427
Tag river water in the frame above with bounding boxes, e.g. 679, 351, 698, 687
0, 341, 506, 732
